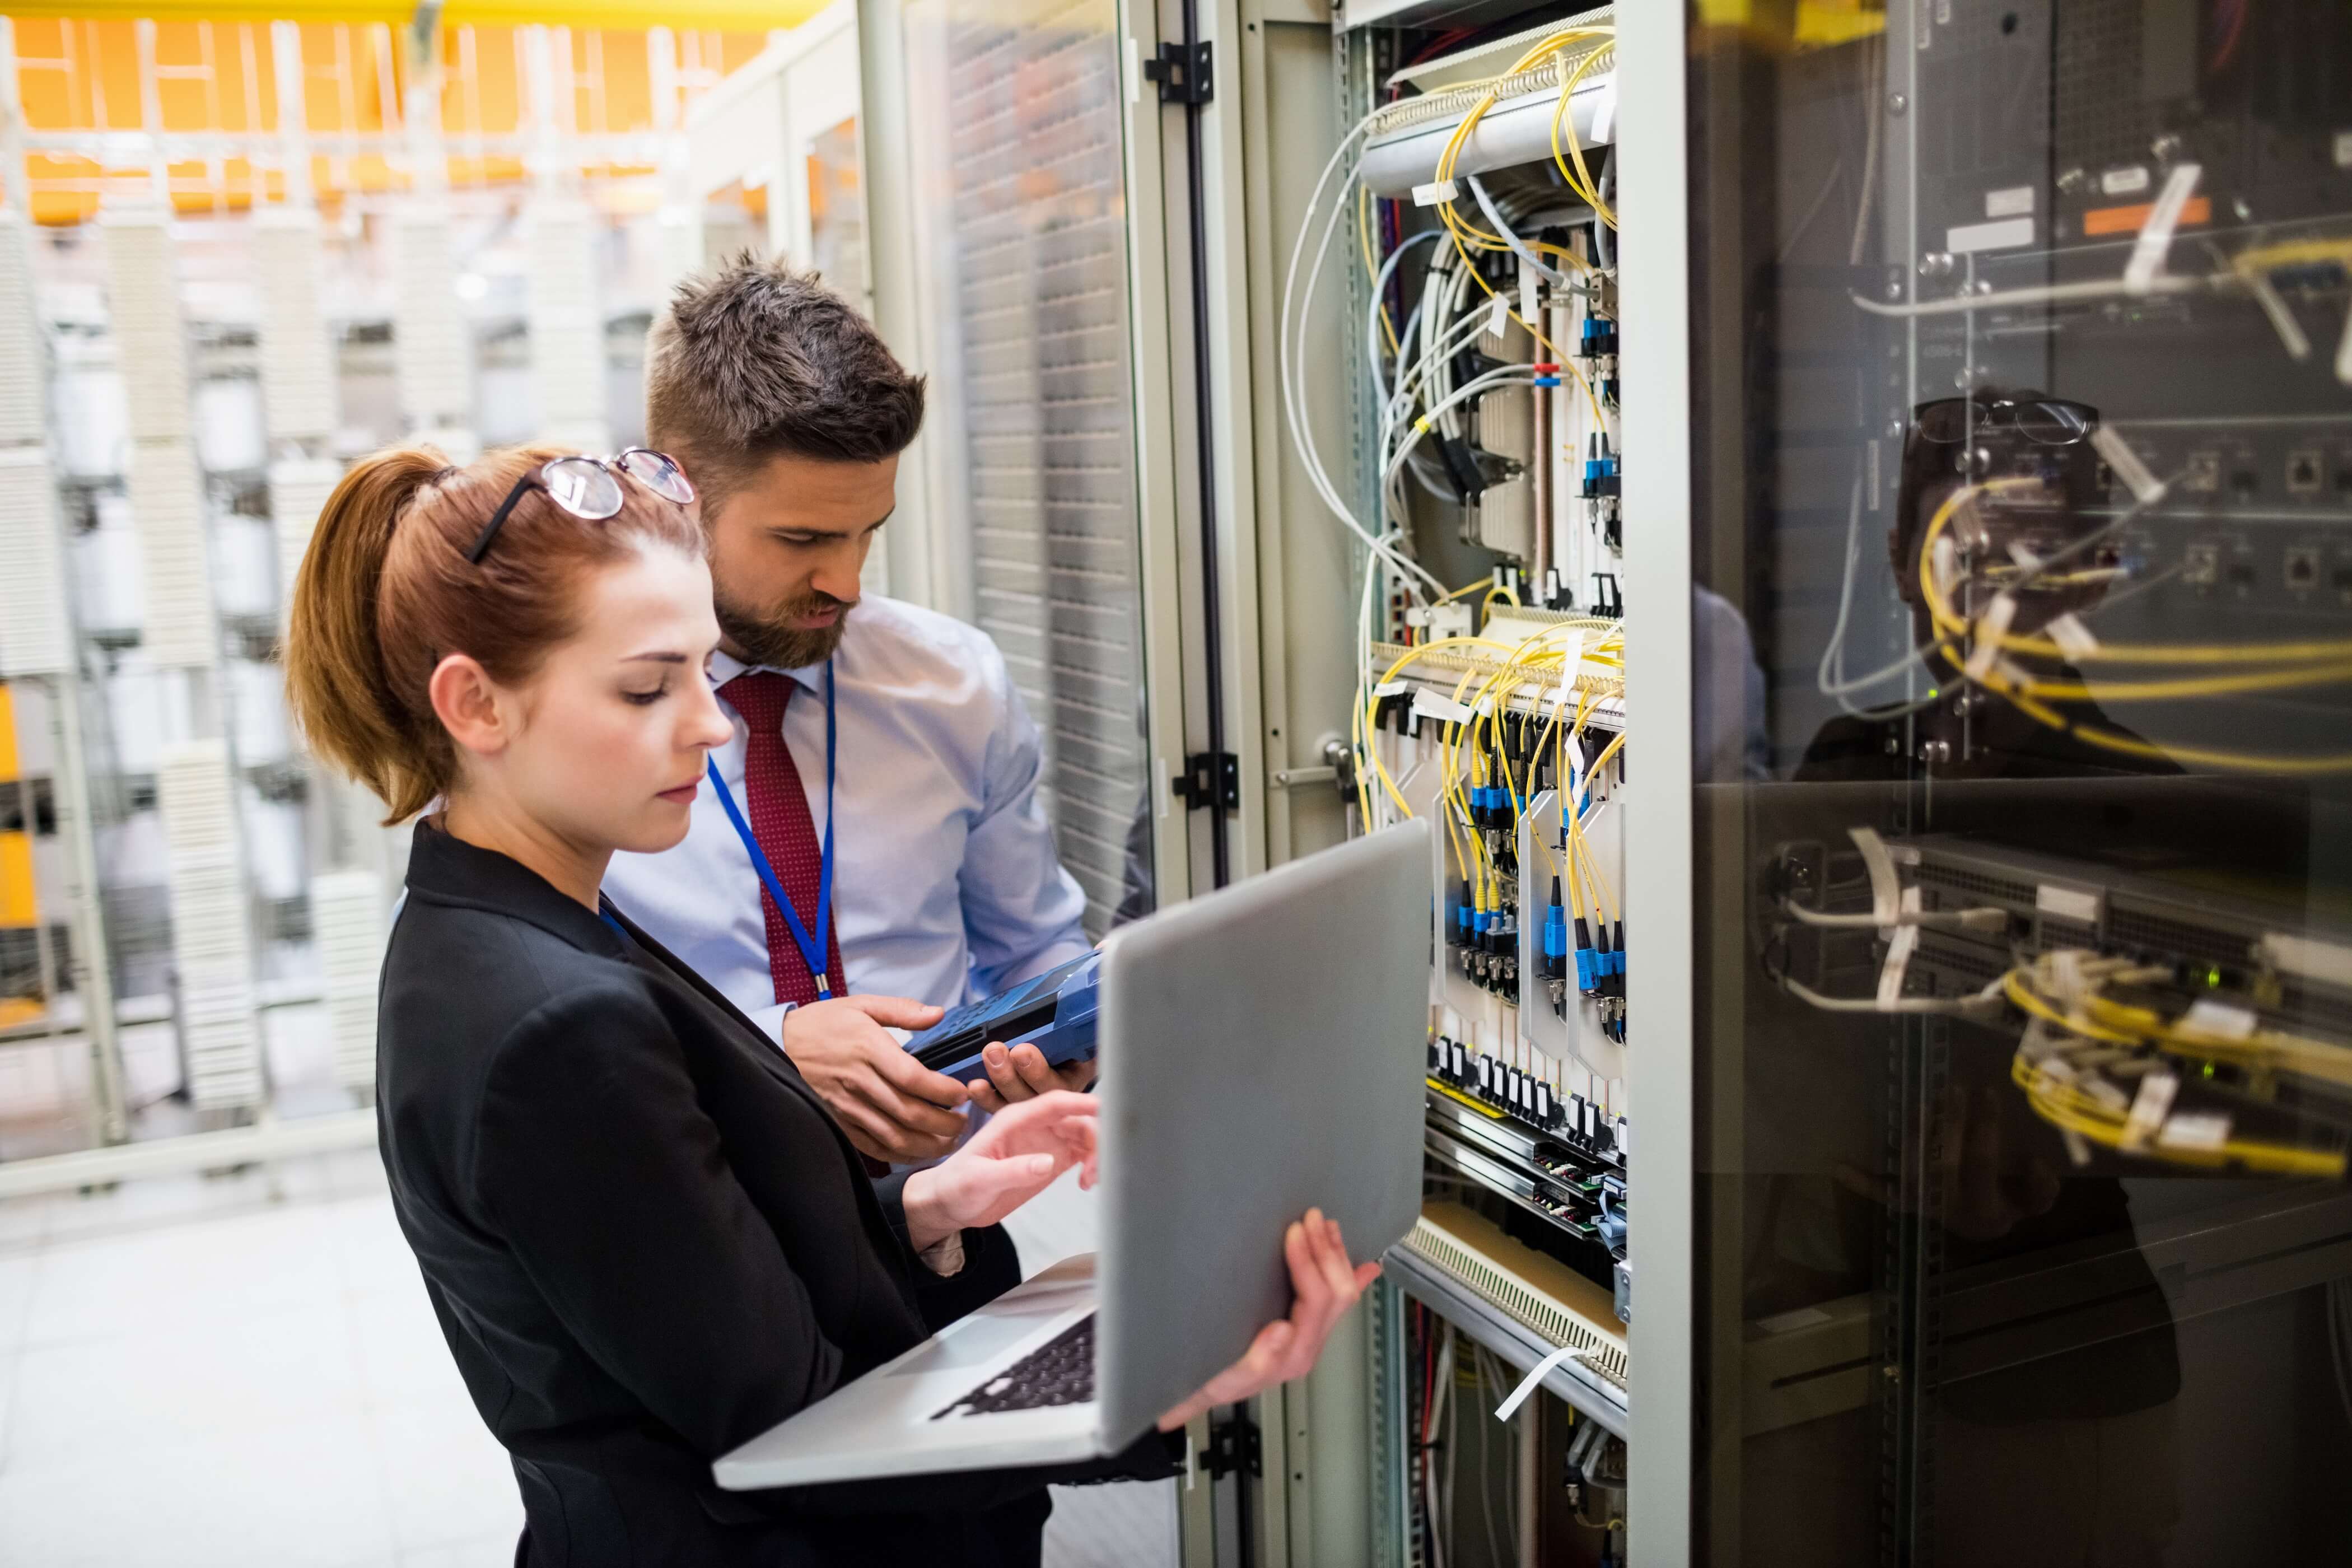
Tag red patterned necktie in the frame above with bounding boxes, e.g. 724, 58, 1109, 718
717, 671, 847, 1009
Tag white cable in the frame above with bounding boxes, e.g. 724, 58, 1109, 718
1780, 973, 2006, 1016
1384, 369, 1542, 488
1367, 230, 1443, 407
1466, 174, 1563, 285
1778, 897, 2008, 932
1492, 1343, 1588, 1421
1275, 113, 1444, 598
1853, 272, 2209, 319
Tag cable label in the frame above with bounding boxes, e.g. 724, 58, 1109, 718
1412, 688, 1474, 726
1412, 180, 1459, 208
1963, 593, 2017, 680
2089, 425, 2166, 503
2044, 613, 2101, 663
2124, 162, 2201, 292
2120, 1071, 2180, 1151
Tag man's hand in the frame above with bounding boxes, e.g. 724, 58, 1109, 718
901, 1091, 1098, 1250
779, 995, 970, 1164
964, 1042, 1098, 1114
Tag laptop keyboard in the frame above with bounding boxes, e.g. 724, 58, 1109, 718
931, 1315, 1096, 1420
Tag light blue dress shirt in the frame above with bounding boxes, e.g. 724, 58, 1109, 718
602, 594, 1092, 1044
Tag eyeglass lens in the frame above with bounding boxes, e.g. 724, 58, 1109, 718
618, 449, 697, 505
544, 458, 625, 520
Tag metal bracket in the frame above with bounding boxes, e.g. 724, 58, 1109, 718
1142, 40, 1214, 105
1173, 751, 1240, 812
1203, 1407, 1262, 1479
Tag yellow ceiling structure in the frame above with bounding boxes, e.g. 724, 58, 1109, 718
3, 11, 800, 222
4, 3, 823, 28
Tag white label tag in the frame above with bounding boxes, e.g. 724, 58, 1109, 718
2157, 1112, 2232, 1152
2045, 613, 2101, 662
1947, 217, 2034, 255
1878, 920, 1921, 1007
1590, 82, 1618, 146
1931, 534, 1961, 596
1371, 680, 1407, 698
1986, 185, 2035, 218
2336, 131, 2352, 169
2181, 998, 2258, 1041
2005, 540, 2044, 572
1487, 296, 1510, 339
2125, 163, 2201, 292
1520, 266, 1541, 329
2121, 1071, 2179, 1151
2036, 882, 2103, 925
1412, 180, 1459, 208
1413, 688, 1474, 726
2090, 425, 2166, 503
2101, 164, 2152, 197
1963, 594, 2017, 680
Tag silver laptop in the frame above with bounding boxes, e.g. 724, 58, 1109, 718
712, 821, 1433, 1488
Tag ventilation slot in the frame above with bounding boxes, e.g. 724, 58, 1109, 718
101, 204, 192, 444
0, 212, 46, 446
525, 197, 608, 450
127, 441, 218, 668
253, 209, 337, 445
160, 740, 263, 1110
389, 205, 473, 427
268, 457, 344, 626
1405, 1215, 1629, 1389
311, 869, 387, 1092
0, 450, 68, 676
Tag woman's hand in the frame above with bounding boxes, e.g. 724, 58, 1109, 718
900, 1090, 1098, 1252
1156, 1210, 1382, 1432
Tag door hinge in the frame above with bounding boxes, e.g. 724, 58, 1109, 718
1142, 40, 1214, 105
1173, 751, 1239, 813
1203, 1408, 1261, 1479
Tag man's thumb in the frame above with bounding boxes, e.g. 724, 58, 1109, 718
848, 993, 946, 1029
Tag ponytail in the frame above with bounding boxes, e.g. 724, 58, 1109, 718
283, 444, 704, 824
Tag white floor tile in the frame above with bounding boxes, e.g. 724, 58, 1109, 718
368, 1400, 522, 1554
24, 1200, 343, 1346
351, 1288, 477, 1415
7, 1299, 363, 1467
0, 1194, 52, 1254
0, 1426, 399, 1568
0, 1252, 37, 1354
398, 1533, 517, 1568
332, 1192, 430, 1303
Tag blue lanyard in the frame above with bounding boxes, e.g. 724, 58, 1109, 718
704, 661, 838, 1000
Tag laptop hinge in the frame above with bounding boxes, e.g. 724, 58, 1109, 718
1203, 1408, 1261, 1479
1172, 751, 1239, 813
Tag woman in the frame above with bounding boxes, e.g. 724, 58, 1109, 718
283, 445, 1377, 1567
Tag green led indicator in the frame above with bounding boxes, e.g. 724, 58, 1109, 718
2206, 966, 2223, 987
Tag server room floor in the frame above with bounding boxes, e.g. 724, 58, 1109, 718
0, 1148, 1170, 1568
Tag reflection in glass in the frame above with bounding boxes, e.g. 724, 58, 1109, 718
1687, 2, 2352, 1561
903, 0, 1154, 936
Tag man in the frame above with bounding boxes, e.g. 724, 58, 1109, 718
603, 255, 1095, 1165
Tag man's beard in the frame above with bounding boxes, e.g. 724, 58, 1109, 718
714, 585, 856, 671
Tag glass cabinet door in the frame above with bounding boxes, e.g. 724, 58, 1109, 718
1679, 1, 2352, 1561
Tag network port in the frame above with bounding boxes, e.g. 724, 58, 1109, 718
2183, 450, 2221, 493
2287, 449, 2324, 496
2182, 542, 2220, 586
2285, 545, 2322, 591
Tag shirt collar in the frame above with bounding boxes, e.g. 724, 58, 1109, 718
708, 647, 825, 696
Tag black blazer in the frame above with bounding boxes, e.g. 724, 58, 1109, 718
377, 822, 1176, 1568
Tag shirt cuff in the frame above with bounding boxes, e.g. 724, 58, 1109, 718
917, 1230, 967, 1277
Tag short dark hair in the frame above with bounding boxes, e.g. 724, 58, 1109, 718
645, 254, 925, 513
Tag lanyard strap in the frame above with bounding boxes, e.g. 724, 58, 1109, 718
706, 662, 838, 1000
